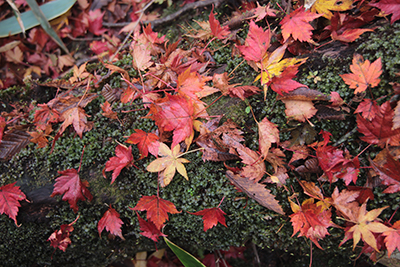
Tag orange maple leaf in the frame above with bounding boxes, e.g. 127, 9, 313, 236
125, 129, 159, 159
340, 54, 382, 94
280, 7, 322, 43
257, 117, 279, 159
289, 198, 335, 249
130, 195, 181, 230
383, 220, 400, 257
340, 202, 391, 251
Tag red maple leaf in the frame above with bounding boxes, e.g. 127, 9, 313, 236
316, 131, 360, 185
126, 129, 159, 159
135, 211, 167, 242
280, 7, 322, 43
383, 220, 400, 257
50, 169, 93, 213
355, 98, 380, 121
209, 5, 230, 39
48, 215, 79, 252
103, 144, 134, 184
131, 195, 181, 230
370, 149, 400, 193
86, 9, 107, 35
98, 205, 125, 240
212, 72, 260, 100
357, 101, 400, 147
0, 182, 27, 226
188, 207, 227, 232
33, 103, 60, 131
237, 20, 270, 62
370, 0, 400, 24
269, 66, 306, 95
340, 54, 382, 94
146, 93, 196, 148
290, 198, 335, 249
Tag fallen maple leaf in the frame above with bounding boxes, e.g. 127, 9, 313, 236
280, 7, 322, 43
101, 101, 118, 120
340, 54, 382, 94
383, 220, 400, 257
370, 0, 400, 24
253, 2, 277, 21
135, 211, 167, 242
357, 101, 400, 147
48, 215, 79, 252
146, 142, 190, 187
188, 207, 227, 231
98, 205, 125, 240
281, 99, 317, 122
289, 198, 335, 249
331, 28, 374, 43
237, 20, 270, 62
258, 117, 279, 159
212, 72, 260, 100
146, 93, 196, 149
29, 124, 52, 148
209, 5, 230, 39
86, 9, 107, 35
131, 195, 181, 230
0, 182, 27, 226
393, 100, 400, 129
226, 171, 284, 214
340, 202, 391, 251
195, 119, 243, 161
51, 169, 93, 213
131, 42, 153, 71
310, 0, 353, 19
103, 144, 134, 184
355, 98, 380, 121
33, 103, 60, 131
5, 46, 23, 64
0, 116, 6, 142
370, 148, 400, 193
125, 129, 159, 159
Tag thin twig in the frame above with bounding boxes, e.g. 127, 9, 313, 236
109, 0, 155, 62
103, 0, 225, 29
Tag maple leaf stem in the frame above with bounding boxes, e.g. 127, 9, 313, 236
309, 241, 313, 267
69, 214, 80, 226
228, 58, 246, 77
178, 147, 204, 158
194, 94, 223, 117
77, 77, 92, 107
200, 37, 216, 56
355, 143, 372, 158
246, 100, 258, 124
78, 146, 85, 173
217, 196, 225, 208
144, 72, 176, 91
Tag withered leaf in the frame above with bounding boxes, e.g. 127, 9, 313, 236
226, 170, 284, 215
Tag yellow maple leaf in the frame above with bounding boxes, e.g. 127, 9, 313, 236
146, 142, 190, 187
344, 203, 391, 251
255, 44, 306, 96
310, 0, 353, 19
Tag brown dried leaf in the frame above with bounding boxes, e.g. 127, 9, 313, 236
226, 170, 284, 215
